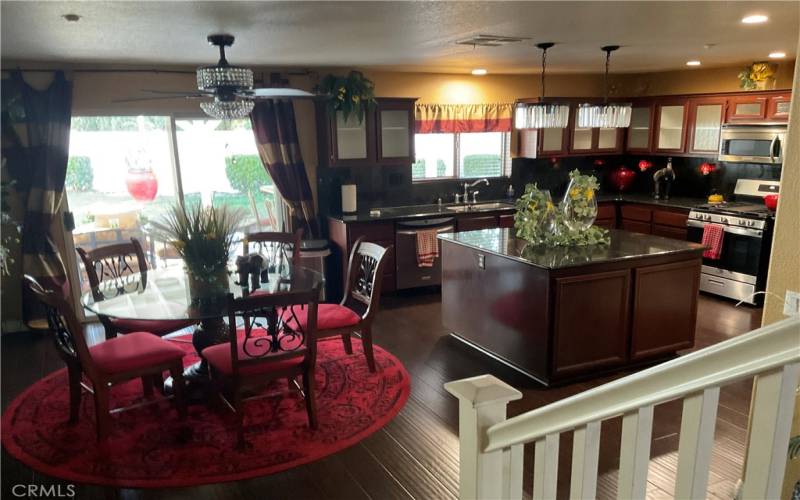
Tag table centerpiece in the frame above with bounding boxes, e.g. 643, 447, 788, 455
150, 202, 242, 302
513, 169, 610, 246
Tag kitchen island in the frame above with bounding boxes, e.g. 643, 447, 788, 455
439, 228, 705, 385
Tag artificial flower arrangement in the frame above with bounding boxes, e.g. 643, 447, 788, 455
738, 62, 777, 91
316, 71, 378, 123
150, 202, 243, 298
513, 169, 610, 247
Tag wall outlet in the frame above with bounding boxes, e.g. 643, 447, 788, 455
784, 290, 800, 317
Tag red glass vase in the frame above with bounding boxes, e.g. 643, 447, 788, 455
610, 166, 636, 192
125, 168, 158, 202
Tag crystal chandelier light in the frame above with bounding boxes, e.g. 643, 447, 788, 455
577, 46, 632, 128
200, 99, 255, 120
515, 43, 570, 129
196, 34, 255, 119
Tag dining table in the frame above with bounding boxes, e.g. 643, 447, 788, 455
81, 264, 324, 398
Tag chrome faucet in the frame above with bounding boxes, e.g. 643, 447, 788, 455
463, 178, 489, 203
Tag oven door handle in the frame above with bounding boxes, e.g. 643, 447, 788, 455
686, 220, 763, 237
769, 135, 778, 163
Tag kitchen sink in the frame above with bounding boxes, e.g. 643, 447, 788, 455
445, 202, 514, 212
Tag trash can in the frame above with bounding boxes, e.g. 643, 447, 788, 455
299, 239, 330, 300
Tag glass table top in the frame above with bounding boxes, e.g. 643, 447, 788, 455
81, 265, 323, 321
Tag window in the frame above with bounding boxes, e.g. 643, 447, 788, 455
65, 116, 281, 291
412, 132, 511, 181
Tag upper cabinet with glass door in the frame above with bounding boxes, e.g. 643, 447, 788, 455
626, 103, 654, 152
726, 91, 791, 123
654, 99, 688, 153
317, 97, 416, 168
687, 97, 726, 155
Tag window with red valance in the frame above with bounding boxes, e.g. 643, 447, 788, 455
413, 104, 514, 181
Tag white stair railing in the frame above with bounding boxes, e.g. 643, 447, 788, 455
445, 317, 800, 500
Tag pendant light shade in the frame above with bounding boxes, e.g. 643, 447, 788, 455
577, 45, 632, 128
515, 43, 570, 129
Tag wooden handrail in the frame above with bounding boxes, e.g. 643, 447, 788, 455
484, 317, 800, 453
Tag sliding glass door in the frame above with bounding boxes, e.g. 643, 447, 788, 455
63, 115, 281, 319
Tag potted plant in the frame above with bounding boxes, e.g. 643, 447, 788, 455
150, 202, 242, 301
316, 70, 377, 123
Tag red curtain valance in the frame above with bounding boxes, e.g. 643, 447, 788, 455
415, 103, 514, 134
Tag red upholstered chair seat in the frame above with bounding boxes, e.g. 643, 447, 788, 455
286, 303, 360, 331
89, 332, 185, 375
110, 318, 195, 336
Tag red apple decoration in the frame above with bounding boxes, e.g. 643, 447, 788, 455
610, 166, 636, 192
593, 159, 605, 166
764, 194, 779, 211
638, 159, 653, 172
699, 162, 717, 176
126, 168, 158, 202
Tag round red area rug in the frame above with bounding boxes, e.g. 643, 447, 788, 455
2, 338, 410, 488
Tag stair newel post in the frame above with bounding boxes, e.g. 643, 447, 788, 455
445, 375, 523, 500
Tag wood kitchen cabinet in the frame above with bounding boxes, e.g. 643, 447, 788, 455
767, 93, 791, 121
621, 203, 688, 240
687, 97, 726, 155
626, 103, 655, 153
654, 99, 688, 153
568, 105, 624, 155
456, 211, 516, 232
316, 97, 416, 168
726, 94, 769, 122
594, 201, 617, 229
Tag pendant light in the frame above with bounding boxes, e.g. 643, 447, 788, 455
514, 43, 570, 129
577, 45, 632, 128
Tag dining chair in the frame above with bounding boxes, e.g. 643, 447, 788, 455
243, 228, 303, 266
76, 237, 196, 340
23, 275, 187, 442
288, 237, 391, 372
202, 283, 321, 448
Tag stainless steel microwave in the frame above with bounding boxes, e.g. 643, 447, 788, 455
718, 124, 786, 164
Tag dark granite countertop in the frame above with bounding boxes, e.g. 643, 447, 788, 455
328, 200, 516, 223
439, 228, 704, 270
596, 193, 705, 210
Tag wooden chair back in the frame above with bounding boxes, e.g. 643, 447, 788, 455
23, 275, 97, 378
342, 237, 392, 325
243, 229, 303, 266
224, 283, 320, 379
76, 238, 148, 302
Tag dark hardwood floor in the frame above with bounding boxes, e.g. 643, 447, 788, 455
1, 292, 761, 499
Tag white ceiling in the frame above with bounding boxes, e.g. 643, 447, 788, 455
1, 1, 798, 74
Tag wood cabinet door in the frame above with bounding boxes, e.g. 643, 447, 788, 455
620, 204, 653, 222
552, 270, 630, 376
329, 109, 376, 167
687, 97, 726, 155
621, 220, 652, 234
376, 99, 415, 164
654, 99, 688, 153
626, 103, 654, 153
630, 259, 700, 360
767, 93, 791, 121
651, 224, 687, 240
457, 215, 498, 232
539, 127, 569, 156
596, 127, 624, 153
726, 95, 768, 122
498, 214, 515, 228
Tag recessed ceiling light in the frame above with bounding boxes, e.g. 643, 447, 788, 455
686, 60, 701, 67
62, 13, 81, 22
471, 68, 488, 76
741, 14, 768, 24
769, 51, 786, 59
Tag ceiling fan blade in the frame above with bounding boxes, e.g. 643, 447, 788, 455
112, 94, 208, 103
238, 88, 317, 99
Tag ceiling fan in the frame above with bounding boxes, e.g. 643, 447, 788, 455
117, 34, 316, 119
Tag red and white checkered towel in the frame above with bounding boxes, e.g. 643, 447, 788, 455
416, 228, 439, 268
702, 224, 725, 260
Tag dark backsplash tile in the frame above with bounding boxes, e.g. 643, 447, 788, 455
317, 155, 781, 217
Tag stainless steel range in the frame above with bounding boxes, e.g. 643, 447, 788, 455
686, 179, 780, 305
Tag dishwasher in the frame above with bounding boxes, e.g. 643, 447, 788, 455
395, 217, 455, 290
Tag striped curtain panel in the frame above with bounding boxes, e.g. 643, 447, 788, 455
415, 103, 514, 133
1, 71, 73, 321
250, 100, 319, 237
